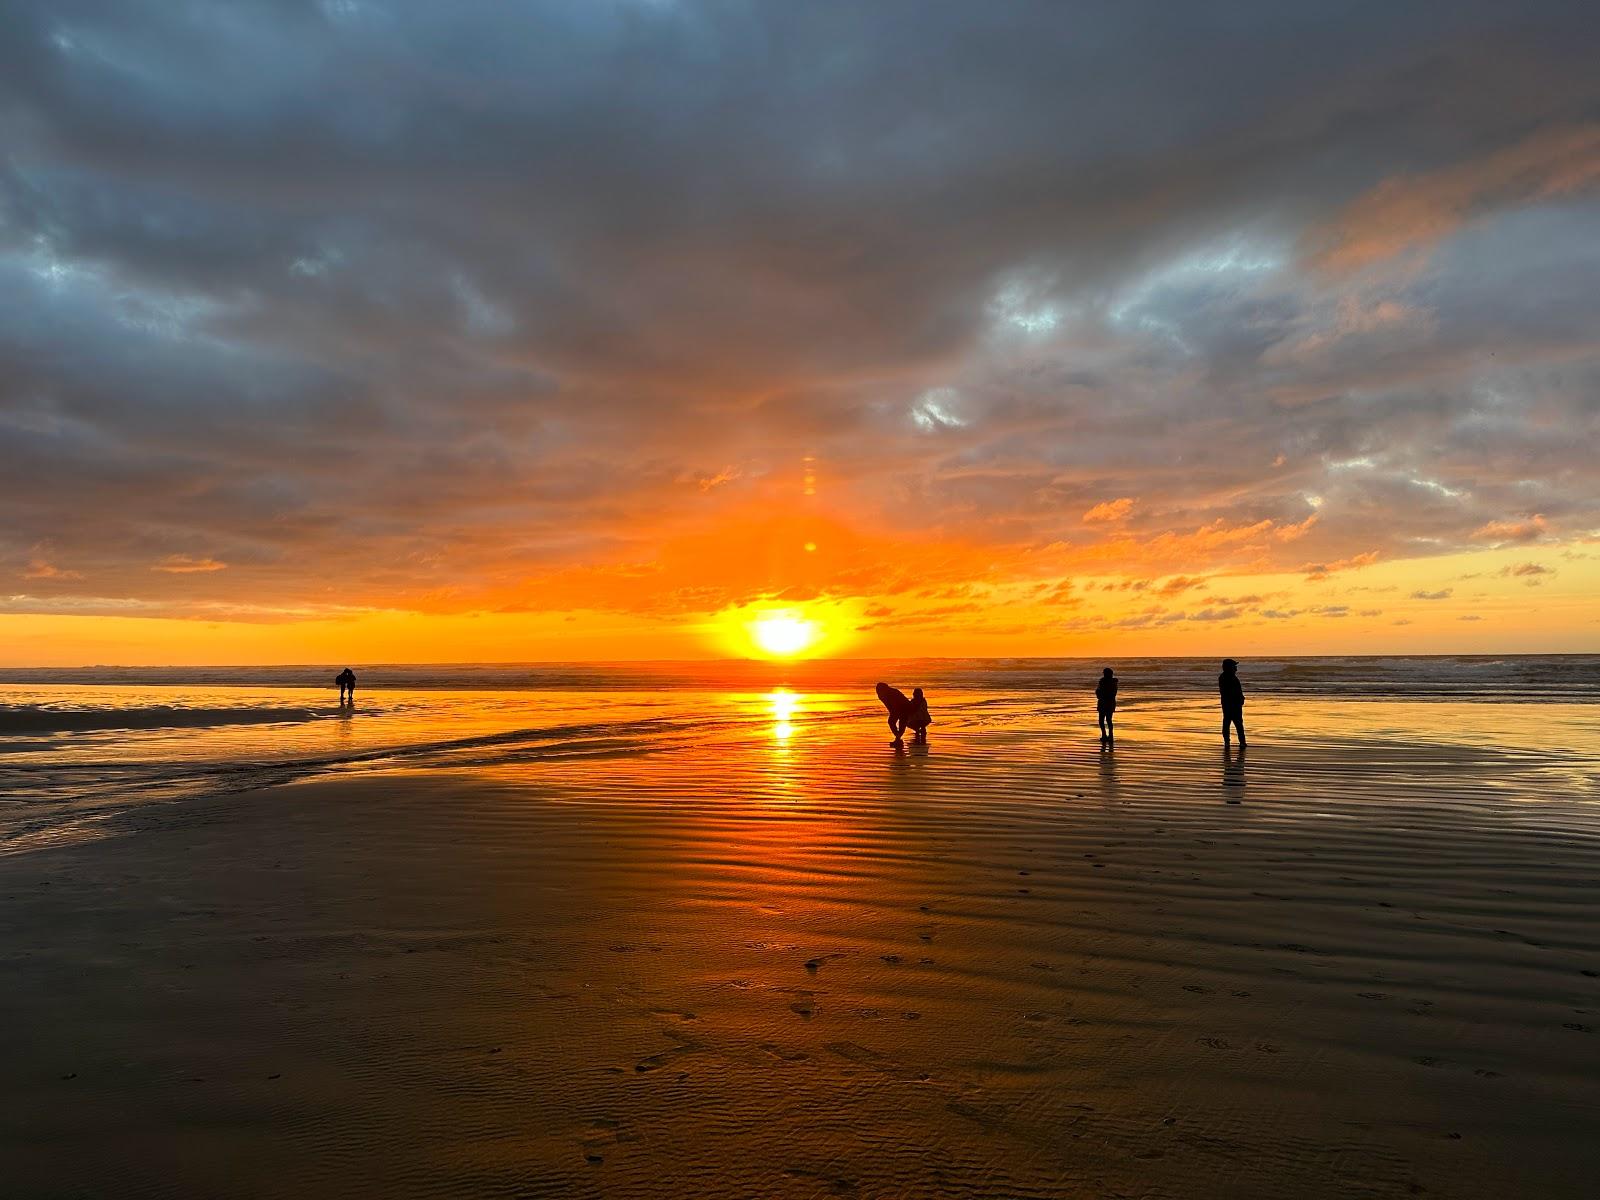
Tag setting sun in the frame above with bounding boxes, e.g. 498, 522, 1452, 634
709, 600, 857, 660
750, 613, 819, 658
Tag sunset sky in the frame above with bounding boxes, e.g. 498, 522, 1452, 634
2, 2, 1598, 664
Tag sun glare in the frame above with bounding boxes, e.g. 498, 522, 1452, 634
711, 600, 855, 660
750, 613, 819, 658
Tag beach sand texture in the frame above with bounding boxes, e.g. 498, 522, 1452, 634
3, 689, 1600, 1198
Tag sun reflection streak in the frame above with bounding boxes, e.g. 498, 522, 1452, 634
770, 688, 799, 741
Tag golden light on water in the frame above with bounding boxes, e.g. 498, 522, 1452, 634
769, 688, 798, 740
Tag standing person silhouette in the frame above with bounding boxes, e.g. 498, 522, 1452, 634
1218, 658, 1245, 747
336, 667, 357, 705
1095, 667, 1118, 744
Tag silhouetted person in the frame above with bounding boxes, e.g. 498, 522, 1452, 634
1095, 667, 1118, 744
1219, 658, 1245, 746
336, 667, 357, 705
875, 681, 911, 745
904, 687, 932, 743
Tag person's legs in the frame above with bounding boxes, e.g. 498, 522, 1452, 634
1105, 711, 1114, 741
887, 715, 903, 742
1097, 711, 1108, 739
1223, 710, 1244, 744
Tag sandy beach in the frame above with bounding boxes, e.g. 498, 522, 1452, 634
4, 685, 1599, 1198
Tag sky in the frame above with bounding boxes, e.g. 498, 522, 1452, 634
2, 1, 1598, 664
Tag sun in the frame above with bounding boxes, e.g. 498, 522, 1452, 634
711, 600, 854, 660
750, 613, 819, 658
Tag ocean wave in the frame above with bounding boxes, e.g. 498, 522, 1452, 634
0, 705, 321, 735
2, 654, 1597, 699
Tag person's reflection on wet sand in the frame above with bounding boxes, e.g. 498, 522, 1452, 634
1223, 744, 1246, 799
1098, 742, 1118, 799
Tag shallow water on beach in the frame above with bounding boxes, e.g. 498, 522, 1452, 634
3, 658, 1599, 850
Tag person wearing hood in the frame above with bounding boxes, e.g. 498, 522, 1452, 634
1218, 658, 1245, 747
1094, 667, 1118, 744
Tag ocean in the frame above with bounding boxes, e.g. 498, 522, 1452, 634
3, 655, 1598, 851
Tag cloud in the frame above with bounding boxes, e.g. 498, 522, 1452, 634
1409, 588, 1453, 600
1472, 516, 1549, 544
0, 2, 1596, 631
1312, 124, 1600, 271
1187, 607, 1241, 622
1499, 561, 1552, 577
152, 555, 228, 574
22, 556, 82, 581
1083, 498, 1135, 523
1303, 551, 1379, 581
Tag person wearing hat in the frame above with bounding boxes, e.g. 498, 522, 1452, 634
1094, 667, 1118, 745
1218, 658, 1245, 746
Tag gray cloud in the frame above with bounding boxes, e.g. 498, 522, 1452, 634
2, 1, 1598, 616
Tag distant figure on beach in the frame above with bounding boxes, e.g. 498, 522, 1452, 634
875, 682, 912, 745
904, 687, 933, 743
336, 667, 357, 705
1095, 667, 1118, 744
1219, 658, 1245, 746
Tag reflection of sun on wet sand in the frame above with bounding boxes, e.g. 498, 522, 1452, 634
3, 696, 1600, 1198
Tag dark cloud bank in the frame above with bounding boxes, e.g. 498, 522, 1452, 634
1, 1, 1598, 618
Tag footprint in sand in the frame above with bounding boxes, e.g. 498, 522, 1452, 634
1197, 1036, 1231, 1049
1183, 984, 1213, 995
1254, 1042, 1281, 1054
1358, 992, 1390, 1000
759, 1043, 809, 1062
1563, 1023, 1591, 1032
880, 954, 903, 964
790, 1000, 815, 1019
1030, 961, 1059, 973
804, 952, 849, 974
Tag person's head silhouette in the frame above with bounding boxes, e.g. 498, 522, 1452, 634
1102, 667, 1114, 678
1222, 658, 1238, 672
912, 687, 924, 701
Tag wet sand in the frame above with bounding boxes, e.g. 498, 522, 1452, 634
4, 705, 1600, 1198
